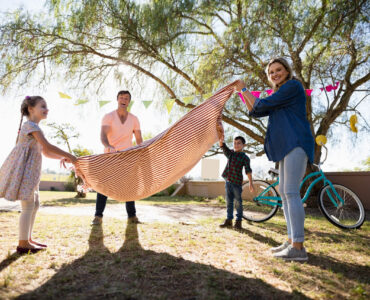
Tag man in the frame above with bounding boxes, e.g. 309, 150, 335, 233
91, 90, 143, 225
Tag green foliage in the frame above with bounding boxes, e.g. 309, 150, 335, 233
0, 0, 369, 163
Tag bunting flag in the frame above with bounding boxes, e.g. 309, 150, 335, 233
99, 101, 110, 108
266, 89, 274, 96
164, 99, 176, 114
58, 92, 72, 99
202, 93, 213, 99
315, 135, 327, 146
142, 101, 153, 109
320, 81, 340, 92
74, 99, 89, 105
306, 89, 313, 96
127, 101, 134, 112
349, 114, 358, 133
182, 95, 195, 104
250, 91, 261, 98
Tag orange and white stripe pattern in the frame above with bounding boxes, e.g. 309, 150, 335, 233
75, 82, 236, 202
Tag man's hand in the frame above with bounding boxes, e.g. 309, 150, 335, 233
235, 79, 246, 92
106, 146, 116, 153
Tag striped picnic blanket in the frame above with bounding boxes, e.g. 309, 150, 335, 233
75, 82, 236, 201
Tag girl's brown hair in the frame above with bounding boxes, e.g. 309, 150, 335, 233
16, 96, 44, 144
265, 57, 295, 91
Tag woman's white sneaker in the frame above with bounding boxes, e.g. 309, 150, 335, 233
273, 245, 308, 261
270, 241, 290, 253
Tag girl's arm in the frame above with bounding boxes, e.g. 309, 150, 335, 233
31, 131, 77, 163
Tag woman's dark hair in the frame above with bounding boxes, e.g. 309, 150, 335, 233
265, 57, 297, 91
16, 96, 44, 143
117, 90, 131, 100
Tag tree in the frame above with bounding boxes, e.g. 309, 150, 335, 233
47, 122, 93, 197
0, 0, 369, 165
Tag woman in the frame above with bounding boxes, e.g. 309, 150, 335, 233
235, 57, 314, 261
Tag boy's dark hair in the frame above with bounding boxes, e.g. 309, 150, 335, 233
117, 90, 131, 100
234, 136, 246, 144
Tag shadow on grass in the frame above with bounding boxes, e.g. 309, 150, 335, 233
17, 224, 307, 299
0, 253, 23, 273
307, 253, 370, 285
233, 226, 280, 247
41, 197, 118, 206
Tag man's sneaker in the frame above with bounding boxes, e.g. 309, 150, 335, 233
273, 245, 308, 262
270, 241, 290, 253
234, 220, 242, 229
219, 219, 232, 228
127, 216, 141, 224
91, 216, 102, 225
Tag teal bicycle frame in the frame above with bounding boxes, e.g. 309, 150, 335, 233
254, 169, 344, 208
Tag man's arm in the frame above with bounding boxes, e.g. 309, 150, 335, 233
134, 129, 143, 145
101, 125, 115, 152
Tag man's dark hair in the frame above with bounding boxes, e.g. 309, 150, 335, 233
117, 90, 131, 100
234, 136, 246, 144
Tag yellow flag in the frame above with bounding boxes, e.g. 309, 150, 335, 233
349, 114, 358, 133
58, 92, 72, 99
99, 101, 110, 108
182, 96, 194, 104
202, 92, 213, 99
142, 101, 153, 109
315, 135, 327, 146
164, 99, 175, 114
74, 99, 89, 105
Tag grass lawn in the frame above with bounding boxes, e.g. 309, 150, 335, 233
0, 196, 369, 299
39, 191, 224, 207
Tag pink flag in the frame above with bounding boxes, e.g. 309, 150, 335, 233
333, 81, 340, 89
250, 91, 261, 98
238, 93, 245, 103
305, 89, 313, 96
320, 88, 324, 92
266, 89, 274, 96
325, 85, 333, 92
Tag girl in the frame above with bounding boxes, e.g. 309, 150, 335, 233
235, 57, 314, 261
0, 96, 77, 254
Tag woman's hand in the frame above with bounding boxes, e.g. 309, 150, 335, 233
235, 79, 246, 92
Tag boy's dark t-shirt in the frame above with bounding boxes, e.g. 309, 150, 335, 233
221, 144, 252, 186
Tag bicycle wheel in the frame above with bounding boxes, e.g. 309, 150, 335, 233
318, 184, 366, 229
242, 180, 279, 222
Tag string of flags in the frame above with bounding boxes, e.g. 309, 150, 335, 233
57, 81, 342, 114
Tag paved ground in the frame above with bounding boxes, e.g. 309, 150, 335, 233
0, 198, 225, 223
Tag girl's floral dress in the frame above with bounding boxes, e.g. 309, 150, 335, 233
0, 121, 42, 201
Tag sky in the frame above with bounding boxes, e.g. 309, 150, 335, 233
0, 0, 369, 181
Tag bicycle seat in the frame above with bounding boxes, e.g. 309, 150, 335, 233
268, 168, 279, 176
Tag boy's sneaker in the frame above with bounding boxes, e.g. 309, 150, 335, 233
270, 241, 290, 253
91, 216, 102, 225
219, 219, 232, 228
128, 216, 142, 224
273, 245, 308, 262
234, 220, 242, 229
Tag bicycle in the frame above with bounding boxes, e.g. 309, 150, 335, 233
241, 144, 366, 229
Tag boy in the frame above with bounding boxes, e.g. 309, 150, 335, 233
219, 136, 254, 229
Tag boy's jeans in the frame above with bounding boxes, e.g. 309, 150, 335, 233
225, 181, 243, 221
